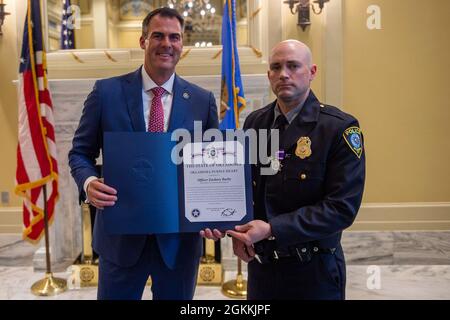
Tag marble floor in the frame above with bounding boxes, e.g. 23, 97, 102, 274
1, 265, 450, 300
1, 232, 450, 300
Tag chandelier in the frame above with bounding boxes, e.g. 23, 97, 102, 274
167, 0, 218, 46
167, 0, 216, 19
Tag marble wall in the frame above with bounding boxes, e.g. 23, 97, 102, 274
36, 74, 271, 270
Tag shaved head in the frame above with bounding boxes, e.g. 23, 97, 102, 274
267, 39, 317, 113
269, 40, 313, 68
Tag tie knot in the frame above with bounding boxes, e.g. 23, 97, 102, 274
151, 87, 166, 98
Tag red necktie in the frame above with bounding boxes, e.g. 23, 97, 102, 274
148, 87, 166, 132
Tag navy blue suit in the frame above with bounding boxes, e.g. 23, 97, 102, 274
244, 91, 365, 300
68, 67, 218, 299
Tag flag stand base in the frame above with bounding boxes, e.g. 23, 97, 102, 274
30, 186, 67, 297
31, 272, 67, 296
221, 258, 247, 299
221, 273, 247, 299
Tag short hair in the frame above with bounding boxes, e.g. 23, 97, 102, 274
142, 7, 184, 38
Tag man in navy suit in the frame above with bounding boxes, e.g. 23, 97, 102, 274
69, 7, 218, 300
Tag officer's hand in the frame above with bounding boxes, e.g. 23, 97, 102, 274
231, 237, 255, 263
199, 228, 225, 241
226, 220, 272, 246
87, 178, 117, 210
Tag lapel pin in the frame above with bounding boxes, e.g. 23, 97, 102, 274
183, 92, 190, 99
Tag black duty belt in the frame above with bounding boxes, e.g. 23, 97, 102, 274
253, 239, 336, 264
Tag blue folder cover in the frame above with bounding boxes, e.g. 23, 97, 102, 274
103, 132, 253, 234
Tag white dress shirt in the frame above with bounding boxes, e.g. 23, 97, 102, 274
83, 68, 176, 197
141, 67, 175, 132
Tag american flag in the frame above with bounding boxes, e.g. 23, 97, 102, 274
61, 0, 75, 49
16, 0, 59, 243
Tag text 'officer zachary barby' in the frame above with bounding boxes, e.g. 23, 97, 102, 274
202, 40, 366, 300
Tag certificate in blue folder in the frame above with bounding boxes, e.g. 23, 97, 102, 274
103, 132, 253, 234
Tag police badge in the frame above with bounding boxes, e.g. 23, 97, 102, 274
295, 137, 312, 159
343, 126, 363, 158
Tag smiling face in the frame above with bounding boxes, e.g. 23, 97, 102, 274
268, 41, 317, 110
140, 14, 183, 84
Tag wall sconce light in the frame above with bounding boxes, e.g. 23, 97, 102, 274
0, 1, 10, 36
284, 0, 330, 31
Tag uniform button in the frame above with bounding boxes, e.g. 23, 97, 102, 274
301, 248, 307, 253
313, 247, 318, 252
253, 181, 256, 187
300, 173, 307, 180
252, 201, 255, 206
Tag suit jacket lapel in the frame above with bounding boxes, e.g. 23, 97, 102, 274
281, 90, 321, 151
122, 67, 146, 132
168, 75, 189, 131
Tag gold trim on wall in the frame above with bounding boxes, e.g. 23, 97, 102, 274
349, 203, 450, 231
71, 52, 84, 63
211, 49, 223, 60
250, 7, 262, 19
180, 48, 192, 60
250, 46, 262, 58
103, 51, 117, 62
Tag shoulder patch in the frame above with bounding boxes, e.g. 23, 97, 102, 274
343, 126, 363, 158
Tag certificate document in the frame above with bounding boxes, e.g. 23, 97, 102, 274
183, 141, 247, 223
103, 132, 253, 234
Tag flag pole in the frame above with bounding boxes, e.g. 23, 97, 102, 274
221, 258, 247, 299
31, 184, 67, 296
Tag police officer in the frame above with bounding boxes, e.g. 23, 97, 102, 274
202, 40, 365, 299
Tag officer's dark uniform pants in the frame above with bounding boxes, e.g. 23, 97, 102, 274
247, 249, 346, 300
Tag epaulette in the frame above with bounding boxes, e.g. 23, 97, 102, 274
319, 103, 353, 122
